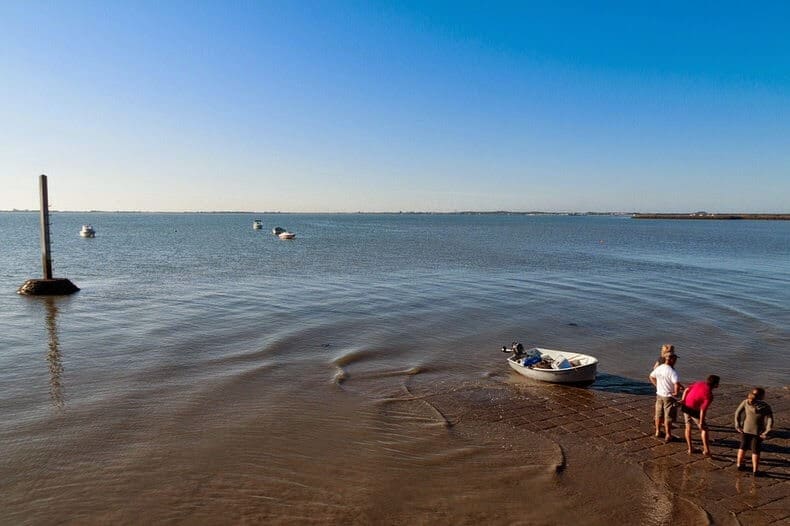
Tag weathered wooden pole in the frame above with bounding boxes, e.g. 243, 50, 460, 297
17, 175, 79, 295
39, 174, 53, 279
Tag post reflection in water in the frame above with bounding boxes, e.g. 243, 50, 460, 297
43, 297, 64, 409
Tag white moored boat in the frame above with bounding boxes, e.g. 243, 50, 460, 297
505, 346, 597, 385
278, 231, 296, 240
79, 224, 96, 238
252, 219, 263, 229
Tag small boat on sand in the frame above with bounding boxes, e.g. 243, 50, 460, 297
79, 224, 96, 238
278, 231, 296, 240
252, 219, 263, 230
504, 345, 597, 386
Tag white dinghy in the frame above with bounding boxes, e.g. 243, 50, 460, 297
504, 344, 597, 386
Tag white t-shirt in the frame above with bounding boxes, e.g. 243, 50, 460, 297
650, 364, 679, 397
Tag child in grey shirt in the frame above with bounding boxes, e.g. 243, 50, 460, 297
734, 387, 774, 476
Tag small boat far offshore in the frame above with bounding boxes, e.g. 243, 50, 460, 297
79, 224, 96, 238
504, 346, 597, 386
252, 219, 263, 230
278, 231, 296, 240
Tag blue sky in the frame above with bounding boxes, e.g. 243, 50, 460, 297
1, 1, 788, 212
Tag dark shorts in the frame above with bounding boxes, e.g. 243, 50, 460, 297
681, 404, 703, 426
739, 433, 762, 454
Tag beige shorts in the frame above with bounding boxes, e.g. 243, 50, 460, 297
654, 396, 677, 421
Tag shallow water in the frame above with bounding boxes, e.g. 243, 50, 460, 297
1, 212, 788, 523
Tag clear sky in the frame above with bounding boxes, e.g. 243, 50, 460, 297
1, 1, 788, 213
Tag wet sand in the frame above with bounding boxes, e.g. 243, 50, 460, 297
2, 365, 787, 525
412, 377, 789, 525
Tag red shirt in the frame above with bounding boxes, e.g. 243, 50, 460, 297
684, 382, 713, 412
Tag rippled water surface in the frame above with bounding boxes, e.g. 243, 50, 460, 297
1, 212, 788, 523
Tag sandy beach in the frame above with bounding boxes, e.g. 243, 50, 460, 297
410, 377, 790, 525
2, 351, 787, 525
2, 213, 788, 524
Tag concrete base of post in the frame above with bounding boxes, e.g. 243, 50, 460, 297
18, 278, 80, 296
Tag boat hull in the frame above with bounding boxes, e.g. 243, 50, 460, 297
507, 348, 597, 385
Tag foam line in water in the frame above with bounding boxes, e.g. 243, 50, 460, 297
333, 365, 425, 388
332, 348, 379, 368
402, 384, 454, 428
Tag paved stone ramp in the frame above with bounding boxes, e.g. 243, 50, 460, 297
421, 381, 789, 525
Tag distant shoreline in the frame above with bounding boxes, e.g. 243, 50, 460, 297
632, 213, 790, 220
2, 209, 788, 219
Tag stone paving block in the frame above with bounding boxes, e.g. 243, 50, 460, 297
569, 412, 595, 423
609, 431, 640, 444
759, 495, 790, 520
584, 416, 623, 430
648, 443, 686, 459
599, 410, 635, 423
688, 480, 753, 509
558, 421, 587, 434
716, 495, 755, 515
757, 507, 790, 524
740, 481, 790, 509
734, 509, 778, 526
439, 381, 789, 525
626, 448, 660, 463
548, 414, 578, 426
619, 426, 649, 441
581, 416, 607, 428
537, 421, 561, 430
762, 462, 789, 478
626, 402, 653, 413
565, 426, 598, 439
497, 407, 530, 419
583, 402, 615, 412
513, 421, 542, 433
505, 416, 530, 427
643, 455, 687, 471
605, 418, 642, 434
619, 436, 655, 453
530, 416, 558, 427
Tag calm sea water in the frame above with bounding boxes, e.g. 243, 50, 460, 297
1, 212, 788, 523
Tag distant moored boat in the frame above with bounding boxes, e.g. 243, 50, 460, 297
79, 224, 96, 238
252, 219, 263, 230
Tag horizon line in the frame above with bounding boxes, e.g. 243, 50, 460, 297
4, 209, 790, 217
4, 208, 790, 214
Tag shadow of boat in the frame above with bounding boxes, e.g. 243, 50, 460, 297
590, 372, 655, 395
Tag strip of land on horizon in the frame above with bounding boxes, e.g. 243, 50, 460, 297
632, 213, 790, 220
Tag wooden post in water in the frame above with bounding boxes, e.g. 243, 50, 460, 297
39, 174, 53, 279
17, 175, 79, 295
